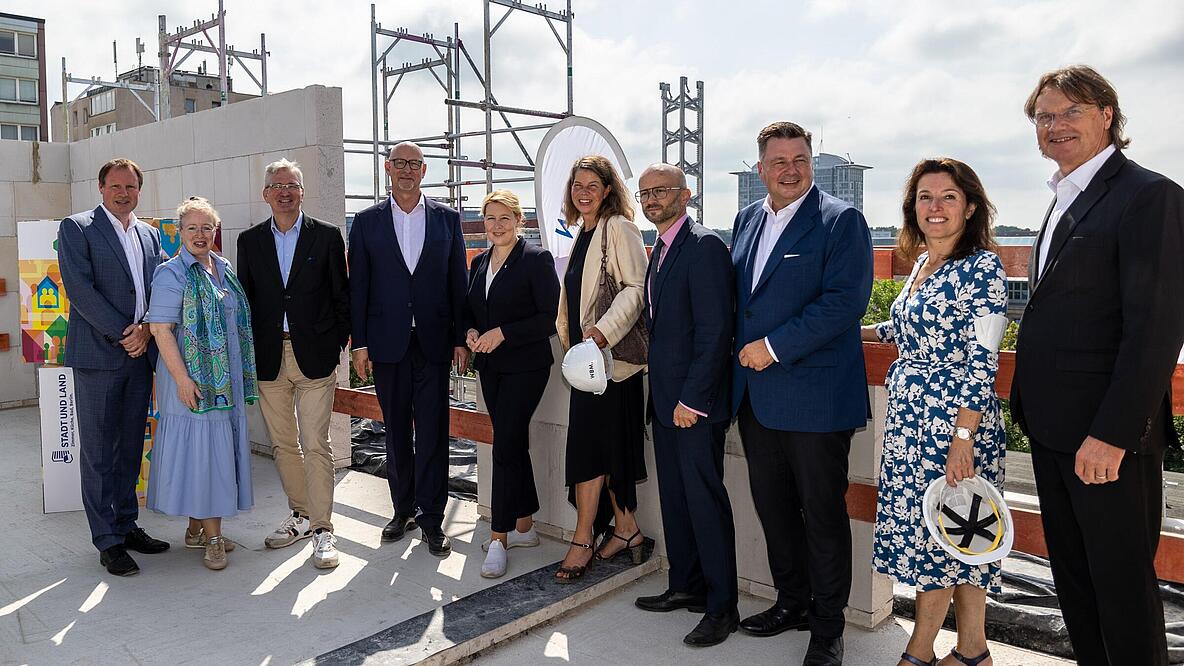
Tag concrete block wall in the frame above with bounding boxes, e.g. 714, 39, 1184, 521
2, 86, 350, 466
476, 340, 895, 628
0, 140, 74, 408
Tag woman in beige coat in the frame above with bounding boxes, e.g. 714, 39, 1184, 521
554, 155, 649, 581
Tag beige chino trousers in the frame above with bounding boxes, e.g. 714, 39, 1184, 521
258, 341, 337, 532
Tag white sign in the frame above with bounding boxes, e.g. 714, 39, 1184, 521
534, 116, 633, 277
40, 367, 83, 513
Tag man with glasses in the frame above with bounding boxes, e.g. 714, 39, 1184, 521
1011, 65, 1184, 665
349, 142, 469, 556
630, 164, 738, 647
237, 158, 350, 568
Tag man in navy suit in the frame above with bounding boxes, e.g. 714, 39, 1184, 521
349, 142, 469, 556
58, 158, 170, 576
730, 123, 872, 666
631, 164, 738, 647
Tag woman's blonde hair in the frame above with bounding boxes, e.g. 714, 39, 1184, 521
481, 189, 525, 222
176, 196, 222, 228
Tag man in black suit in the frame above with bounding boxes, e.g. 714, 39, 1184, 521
349, 142, 469, 556
237, 158, 350, 569
630, 164, 738, 647
1012, 65, 1184, 666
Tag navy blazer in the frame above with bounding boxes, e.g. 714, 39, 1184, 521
461, 237, 559, 375
1012, 151, 1184, 453
58, 206, 165, 370
644, 219, 734, 427
348, 196, 468, 365
730, 186, 873, 432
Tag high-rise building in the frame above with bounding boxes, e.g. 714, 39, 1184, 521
0, 12, 47, 142
50, 66, 256, 142
733, 152, 873, 211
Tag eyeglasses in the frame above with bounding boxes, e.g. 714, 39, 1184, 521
181, 225, 217, 235
389, 158, 424, 170
1031, 105, 1094, 129
266, 183, 303, 192
634, 187, 683, 203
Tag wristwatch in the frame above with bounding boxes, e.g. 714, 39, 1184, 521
954, 427, 973, 442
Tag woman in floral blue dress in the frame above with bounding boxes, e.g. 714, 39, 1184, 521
862, 159, 1008, 666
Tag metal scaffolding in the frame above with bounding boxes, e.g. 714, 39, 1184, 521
346, 1, 574, 216
60, 50, 161, 143
157, 0, 268, 120
660, 77, 704, 218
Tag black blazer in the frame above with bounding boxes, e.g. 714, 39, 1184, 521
237, 215, 350, 381
462, 237, 559, 374
1011, 150, 1184, 454
349, 197, 468, 365
644, 219, 735, 427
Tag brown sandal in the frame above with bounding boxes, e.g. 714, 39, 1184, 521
555, 541, 593, 583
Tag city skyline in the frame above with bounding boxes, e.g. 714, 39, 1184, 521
8, 0, 1182, 231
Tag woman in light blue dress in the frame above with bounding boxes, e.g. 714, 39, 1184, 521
146, 196, 256, 571
862, 159, 1008, 666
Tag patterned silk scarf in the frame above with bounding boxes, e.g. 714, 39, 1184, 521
180, 260, 259, 413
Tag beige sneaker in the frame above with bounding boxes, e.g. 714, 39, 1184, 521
203, 535, 228, 571
265, 512, 312, 549
312, 530, 340, 569
185, 528, 236, 552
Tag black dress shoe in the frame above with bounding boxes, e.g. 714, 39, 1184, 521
123, 527, 170, 554
739, 604, 809, 637
635, 590, 708, 613
683, 609, 739, 647
381, 514, 418, 542
99, 545, 140, 576
420, 527, 452, 556
803, 635, 844, 666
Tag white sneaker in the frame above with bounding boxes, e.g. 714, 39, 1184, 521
482, 526, 540, 552
312, 530, 339, 569
265, 511, 312, 549
481, 540, 507, 578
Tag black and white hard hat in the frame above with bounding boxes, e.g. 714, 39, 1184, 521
561, 339, 614, 395
922, 476, 1013, 565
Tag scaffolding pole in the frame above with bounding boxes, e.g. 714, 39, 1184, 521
660, 77, 705, 219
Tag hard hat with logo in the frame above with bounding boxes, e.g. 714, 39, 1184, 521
922, 476, 1013, 566
561, 338, 614, 395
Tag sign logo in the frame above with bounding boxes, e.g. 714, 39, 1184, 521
50, 450, 73, 464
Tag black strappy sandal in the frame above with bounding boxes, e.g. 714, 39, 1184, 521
555, 540, 593, 583
899, 652, 936, 666
594, 529, 644, 564
949, 648, 990, 665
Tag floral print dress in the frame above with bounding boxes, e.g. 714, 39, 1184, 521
871, 249, 1008, 592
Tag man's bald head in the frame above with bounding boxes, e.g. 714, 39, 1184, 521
639, 163, 688, 188
388, 141, 425, 162
385, 141, 427, 200
638, 163, 691, 228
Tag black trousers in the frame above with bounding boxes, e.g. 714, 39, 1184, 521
652, 418, 738, 614
737, 395, 852, 639
481, 367, 548, 533
75, 360, 152, 551
372, 335, 451, 531
1030, 440, 1167, 666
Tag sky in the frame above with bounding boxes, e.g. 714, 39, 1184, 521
13, 0, 1184, 230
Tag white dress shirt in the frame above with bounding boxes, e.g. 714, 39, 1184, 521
751, 188, 812, 363
391, 194, 427, 273
101, 204, 147, 323
1037, 144, 1116, 275
485, 265, 498, 298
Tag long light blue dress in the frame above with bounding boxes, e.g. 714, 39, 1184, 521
871, 249, 1008, 592
145, 247, 253, 518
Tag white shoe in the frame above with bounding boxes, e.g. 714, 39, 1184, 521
481, 540, 507, 578
265, 511, 312, 549
312, 530, 339, 569
482, 526, 540, 552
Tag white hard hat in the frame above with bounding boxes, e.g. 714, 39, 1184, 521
561, 339, 614, 395
922, 476, 1013, 566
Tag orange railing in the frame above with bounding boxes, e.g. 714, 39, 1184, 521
334, 345, 1184, 582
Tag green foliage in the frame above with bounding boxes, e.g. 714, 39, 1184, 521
863, 279, 904, 326
1000, 321, 1019, 352
999, 399, 1030, 454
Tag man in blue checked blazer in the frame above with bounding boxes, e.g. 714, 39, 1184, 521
58, 158, 171, 576
729, 123, 872, 666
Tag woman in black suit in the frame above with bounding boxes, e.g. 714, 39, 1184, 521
463, 190, 560, 579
